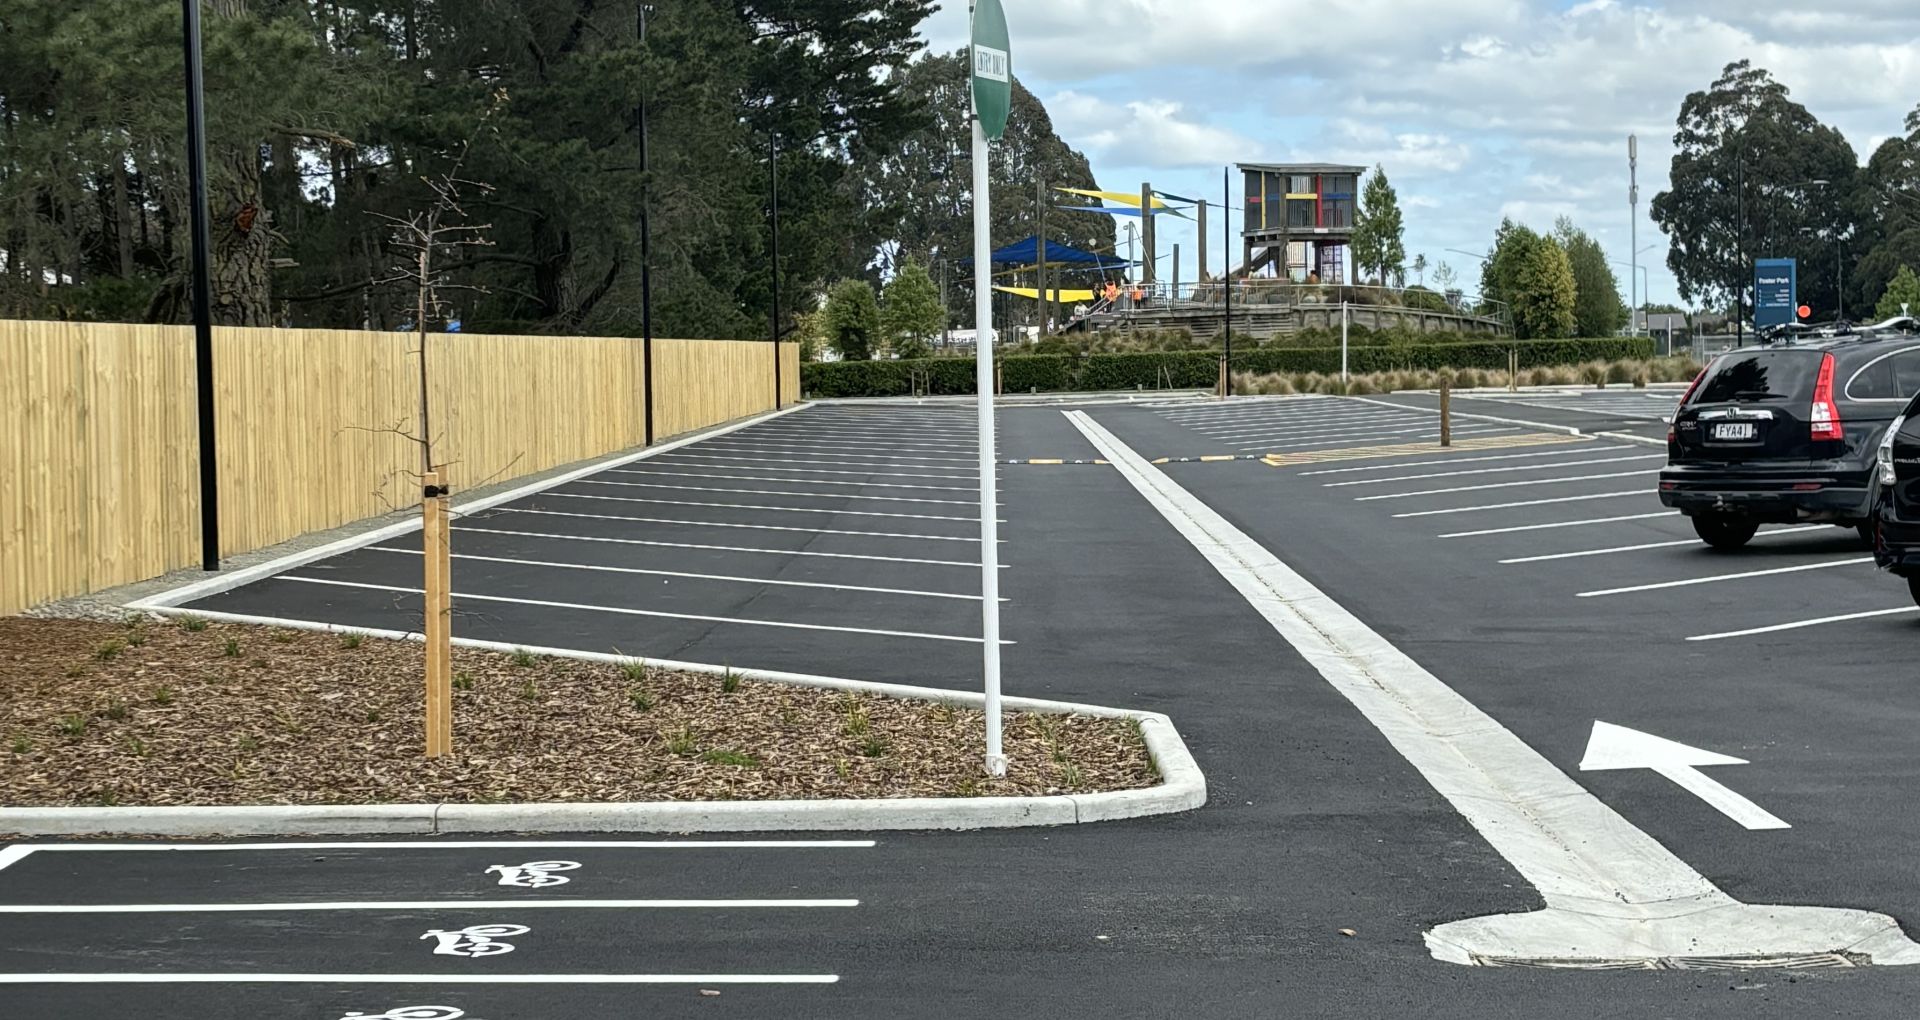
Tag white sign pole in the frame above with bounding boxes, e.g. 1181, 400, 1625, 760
971, 99, 1005, 778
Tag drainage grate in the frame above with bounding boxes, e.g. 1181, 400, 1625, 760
1474, 952, 1865, 971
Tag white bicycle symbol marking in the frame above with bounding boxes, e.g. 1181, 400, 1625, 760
420, 923, 530, 957
338, 1008, 479, 1020
485, 860, 582, 888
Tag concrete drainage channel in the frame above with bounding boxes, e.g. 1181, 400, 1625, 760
0, 631, 1205, 837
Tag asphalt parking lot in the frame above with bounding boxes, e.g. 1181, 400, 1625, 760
12, 394, 1920, 1018
1089, 395, 1920, 954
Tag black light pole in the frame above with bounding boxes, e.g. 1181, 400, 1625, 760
637, 3, 655, 444
1222, 166, 1232, 394
770, 134, 781, 408
181, 0, 220, 571
1735, 148, 1746, 347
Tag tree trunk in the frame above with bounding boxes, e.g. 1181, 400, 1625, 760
531, 216, 574, 323
113, 157, 136, 278
209, 148, 273, 327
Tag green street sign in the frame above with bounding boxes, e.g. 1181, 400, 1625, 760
971, 0, 1011, 141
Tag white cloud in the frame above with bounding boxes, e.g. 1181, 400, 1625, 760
914, 0, 1920, 306
1045, 91, 1268, 169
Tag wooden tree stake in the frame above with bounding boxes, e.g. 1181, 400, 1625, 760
422, 470, 453, 757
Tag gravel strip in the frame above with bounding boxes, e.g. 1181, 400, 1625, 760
0, 617, 1155, 808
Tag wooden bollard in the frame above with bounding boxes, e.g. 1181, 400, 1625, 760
1217, 356, 1229, 399
1440, 378, 1453, 447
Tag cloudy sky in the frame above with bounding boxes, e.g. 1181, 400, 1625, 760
918, 0, 1920, 309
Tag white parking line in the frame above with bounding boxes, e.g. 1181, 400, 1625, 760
742, 426, 978, 444
539, 491, 997, 523
1498, 526, 1831, 563
452, 525, 1005, 568
1323, 454, 1664, 487
0, 974, 841, 985
620, 460, 974, 481
0, 898, 860, 914
278, 577, 1006, 644
1243, 427, 1518, 453
1576, 557, 1875, 597
693, 440, 976, 463
9, 840, 877, 853
498, 507, 988, 542
1688, 607, 1920, 642
1192, 415, 1428, 441
607, 468, 978, 493
1393, 490, 1648, 518
652, 451, 974, 474
1223, 421, 1501, 445
368, 547, 989, 600
573, 479, 979, 506
1438, 511, 1678, 538
1300, 445, 1624, 476
1183, 411, 1417, 433
1352, 469, 1660, 501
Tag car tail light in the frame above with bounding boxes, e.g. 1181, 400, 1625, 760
1810, 353, 1843, 442
1669, 368, 1708, 443
1881, 416, 1904, 487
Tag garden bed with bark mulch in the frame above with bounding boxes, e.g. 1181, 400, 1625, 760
0, 615, 1156, 808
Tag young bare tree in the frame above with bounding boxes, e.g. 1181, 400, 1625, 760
365, 94, 505, 757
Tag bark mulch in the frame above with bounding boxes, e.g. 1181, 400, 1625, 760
0, 616, 1156, 808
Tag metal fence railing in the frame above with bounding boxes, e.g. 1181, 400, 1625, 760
1075, 279, 1511, 329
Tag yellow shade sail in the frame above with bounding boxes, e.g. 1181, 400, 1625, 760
1053, 187, 1173, 210
993, 285, 1099, 303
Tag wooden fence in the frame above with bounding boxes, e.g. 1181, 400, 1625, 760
0, 321, 800, 615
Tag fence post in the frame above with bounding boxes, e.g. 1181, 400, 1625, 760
1217, 355, 1228, 399
1440, 378, 1453, 447
1508, 348, 1518, 393
422, 471, 453, 758
994, 360, 1003, 395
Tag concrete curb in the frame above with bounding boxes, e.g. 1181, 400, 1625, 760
2, 619, 1206, 837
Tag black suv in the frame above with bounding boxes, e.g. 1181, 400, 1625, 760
1872, 394, 1920, 606
1661, 333, 1920, 549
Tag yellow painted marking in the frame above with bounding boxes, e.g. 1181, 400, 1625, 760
1152, 458, 1171, 465
1028, 459, 1064, 465
1199, 455, 1236, 463
1260, 433, 1589, 468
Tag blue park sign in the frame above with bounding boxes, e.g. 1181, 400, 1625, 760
1754, 258, 1797, 328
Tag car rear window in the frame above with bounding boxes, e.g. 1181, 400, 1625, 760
1691, 349, 1822, 405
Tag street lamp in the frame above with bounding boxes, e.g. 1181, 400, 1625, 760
1610, 257, 1654, 348
1444, 247, 1488, 264
180, 0, 220, 570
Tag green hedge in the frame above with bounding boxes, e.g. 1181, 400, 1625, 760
799, 338, 1655, 398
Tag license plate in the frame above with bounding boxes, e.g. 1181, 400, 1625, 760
1712, 422, 1758, 441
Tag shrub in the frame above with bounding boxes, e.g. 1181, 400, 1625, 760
799, 338, 1655, 397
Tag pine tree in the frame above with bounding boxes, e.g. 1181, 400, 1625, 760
823, 279, 881, 361
1554, 218, 1628, 336
881, 258, 945, 359
1351, 165, 1407, 285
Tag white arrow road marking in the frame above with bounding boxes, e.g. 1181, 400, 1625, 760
1579, 721, 1790, 830
1065, 408, 1920, 967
